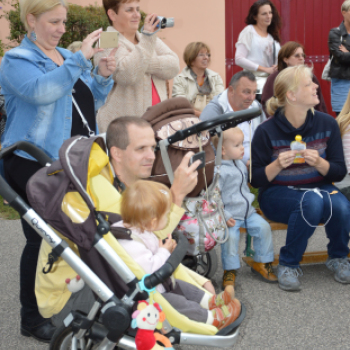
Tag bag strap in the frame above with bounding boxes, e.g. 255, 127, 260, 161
72, 95, 95, 137
159, 140, 174, 184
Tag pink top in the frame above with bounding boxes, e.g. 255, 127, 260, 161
112, 221, 170, 293
152, 79, 161, 106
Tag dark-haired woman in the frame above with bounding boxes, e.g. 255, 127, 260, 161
261, 41, 327, 116
235, 0, 281, 101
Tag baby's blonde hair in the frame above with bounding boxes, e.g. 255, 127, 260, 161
121, 180, 172, 232
212, 127, 243, 150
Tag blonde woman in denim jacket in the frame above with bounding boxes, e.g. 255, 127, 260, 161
0, 0, 115, 342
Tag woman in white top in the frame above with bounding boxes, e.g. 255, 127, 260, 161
172, 42, 224, 117
235, 0, 281, 100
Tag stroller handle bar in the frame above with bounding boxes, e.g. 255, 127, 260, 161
144, 232, 189, 290
165, 107, 262, 146
0, 141, 53, 206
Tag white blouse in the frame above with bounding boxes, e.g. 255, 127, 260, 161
235, 24, 280, 71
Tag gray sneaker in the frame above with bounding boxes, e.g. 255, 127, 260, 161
326, 258, 350, 283
277, 265, 303, 292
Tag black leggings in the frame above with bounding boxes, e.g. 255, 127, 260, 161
4, 154, 46, 326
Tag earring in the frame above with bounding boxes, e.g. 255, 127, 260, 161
29, 31, 37, 42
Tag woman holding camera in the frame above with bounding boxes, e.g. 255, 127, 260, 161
235, 0, 281, 101
95, 0, 179, 133
261, 41, 327, 116
172, 42, 224, 117
251, 65, 350, 292
0, 0, 115, 342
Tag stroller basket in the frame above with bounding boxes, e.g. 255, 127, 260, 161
0, 136, 246, 349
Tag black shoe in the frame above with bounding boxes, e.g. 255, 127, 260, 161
21, 320, 56, 343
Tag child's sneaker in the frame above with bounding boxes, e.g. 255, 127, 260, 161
251, 262, 278, 283
222, 269, 237, 288
208, 285, 235, 310
212, 299, 241, 330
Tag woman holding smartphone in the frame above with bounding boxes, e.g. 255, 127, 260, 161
95, 0, 180, 133
0, 0, 116, 342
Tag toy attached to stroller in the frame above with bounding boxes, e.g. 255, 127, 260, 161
0, 108, 260, 349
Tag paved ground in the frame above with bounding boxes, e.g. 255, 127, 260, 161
2, 220, 350, 350
2, 176, 350, 349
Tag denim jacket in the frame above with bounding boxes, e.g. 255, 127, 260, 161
0, 35, 113, 160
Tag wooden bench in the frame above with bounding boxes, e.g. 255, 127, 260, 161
239, 209, 341, 267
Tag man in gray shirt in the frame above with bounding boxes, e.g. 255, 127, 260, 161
200, 71, 266, 165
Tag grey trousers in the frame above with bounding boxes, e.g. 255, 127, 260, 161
162, 279, 208, 323
52, 279, 208, 327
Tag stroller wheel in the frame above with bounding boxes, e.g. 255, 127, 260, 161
183, 249, 218, 278
50, 325, 95, 350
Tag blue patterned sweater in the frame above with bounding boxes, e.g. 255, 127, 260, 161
250, 109, 346, 195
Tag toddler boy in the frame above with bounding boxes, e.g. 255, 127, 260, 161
213, 127, 277, 287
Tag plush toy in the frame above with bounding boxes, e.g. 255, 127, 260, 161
131, 301, 174, 350
65, 275, 84, 293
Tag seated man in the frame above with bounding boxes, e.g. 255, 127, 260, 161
35, 117, 215, 328
200, 71, 266, 165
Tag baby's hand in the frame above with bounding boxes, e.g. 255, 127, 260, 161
226, 218, 236, 227
159, 234, 174, 253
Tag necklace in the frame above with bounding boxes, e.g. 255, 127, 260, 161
54, 49, 63, 66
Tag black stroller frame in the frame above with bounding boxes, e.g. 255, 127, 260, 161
0, 108, 261, 350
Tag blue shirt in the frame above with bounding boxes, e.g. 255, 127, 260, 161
0, 35, 113, 160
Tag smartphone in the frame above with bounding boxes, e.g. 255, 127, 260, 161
189, 151, 206, 170
98, 31, 119, 49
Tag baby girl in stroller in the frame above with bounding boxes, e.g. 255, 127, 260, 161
113, 179, 241, 330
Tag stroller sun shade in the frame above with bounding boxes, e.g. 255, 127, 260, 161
27, 136, 112, 251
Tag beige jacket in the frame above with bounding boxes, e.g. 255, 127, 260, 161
172, 67, 224, 105
94, 27, 179, 133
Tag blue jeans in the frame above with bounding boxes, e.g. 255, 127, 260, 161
260, 184, 350, 268
221, 212, 274, 270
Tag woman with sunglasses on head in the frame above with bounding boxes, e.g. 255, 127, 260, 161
261, 41, 327, 116
235, 0, 281, 101
172, 42, 224, 117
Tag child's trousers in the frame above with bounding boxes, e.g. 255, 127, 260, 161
162, 279, 209, 323
221, 212, 274, 270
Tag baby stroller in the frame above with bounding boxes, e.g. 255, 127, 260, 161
144, 98, 263, 278
0, 110, 259, 350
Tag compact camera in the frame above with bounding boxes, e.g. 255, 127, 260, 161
154, 16, 175, 29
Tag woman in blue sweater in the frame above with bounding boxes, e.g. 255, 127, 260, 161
251, 65, 350, 292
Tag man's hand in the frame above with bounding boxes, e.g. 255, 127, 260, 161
171, 152, 201, 206
226, 218, 236, 227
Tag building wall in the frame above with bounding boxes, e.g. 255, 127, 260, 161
0, 0, 226, 86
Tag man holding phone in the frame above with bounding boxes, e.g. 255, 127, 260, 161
35, 117, 214, 329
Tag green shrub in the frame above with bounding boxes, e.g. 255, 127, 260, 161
0, 0, 146, 54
